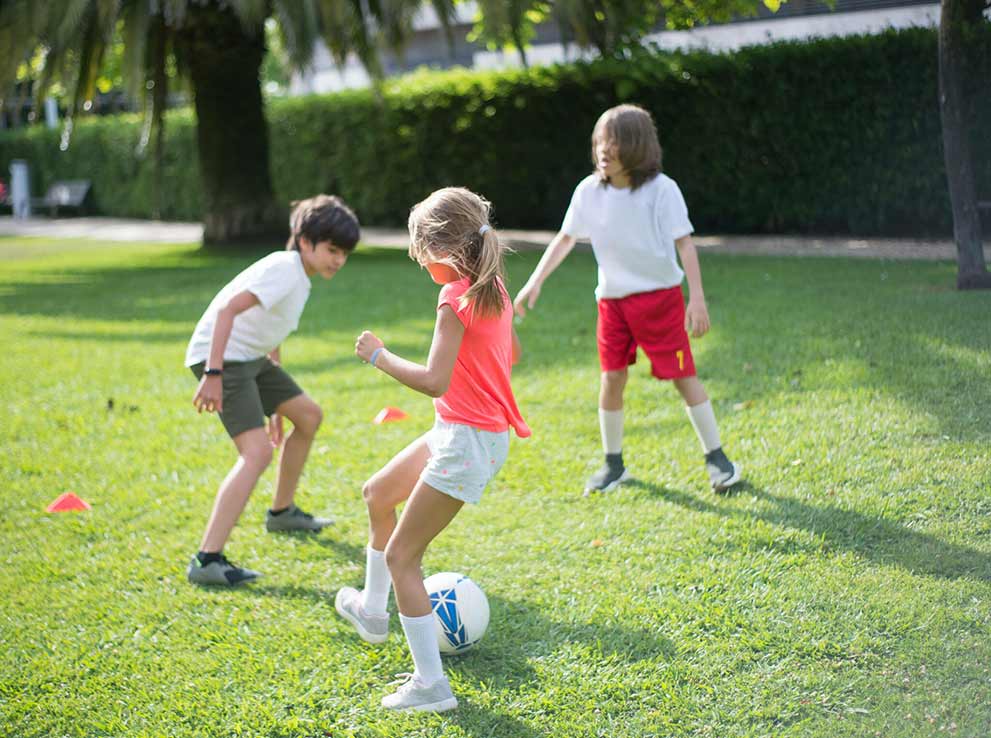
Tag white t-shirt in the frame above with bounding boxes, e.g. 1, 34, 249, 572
560, 173, 694, 299
184, 251, 312, 366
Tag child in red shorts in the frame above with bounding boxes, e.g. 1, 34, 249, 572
514, 104, 741, 495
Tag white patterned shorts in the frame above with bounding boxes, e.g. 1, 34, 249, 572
420, 418, 510, 504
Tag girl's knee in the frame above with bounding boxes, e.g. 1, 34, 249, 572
362, 476, 388, 512
384, 539, 420, 575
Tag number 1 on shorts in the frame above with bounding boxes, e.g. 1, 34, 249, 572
676, 350, 684, 371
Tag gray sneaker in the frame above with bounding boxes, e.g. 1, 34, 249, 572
583, 454, 630, 496
265, 504, 333, 532
334, 586, 389, 644
186, 555, 261, 586
381, 673, 458, 712
705, 448, 742, 492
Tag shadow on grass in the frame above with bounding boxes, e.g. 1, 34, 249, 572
265, 529, 366, 562
445, 701, 546, 738
445, 592, 675, 691
628, 478, 991, 582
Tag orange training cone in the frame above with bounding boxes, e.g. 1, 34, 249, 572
373, 406, 408, 424
46, 492, 92, 513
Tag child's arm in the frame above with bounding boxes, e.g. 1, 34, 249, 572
675, 235, 711, 338
355, 305, 465, 398
192, 290, 260, 413
513, 231, 577, 317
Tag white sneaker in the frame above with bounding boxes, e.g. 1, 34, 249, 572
381, 673, 458, 712
334, 586, 389, 644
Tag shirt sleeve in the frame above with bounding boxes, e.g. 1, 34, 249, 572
437, 279, 472, 326
242, 255, 297, 310
560, 178, 589, 239
659, 180, 694, 240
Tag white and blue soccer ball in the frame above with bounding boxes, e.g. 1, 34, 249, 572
424, 572, 490, 655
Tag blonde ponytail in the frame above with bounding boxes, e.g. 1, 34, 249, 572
461, 226, 505, 318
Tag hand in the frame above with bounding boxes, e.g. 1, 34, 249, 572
685, 299, 710, 339
513, 282, 541, 318
193, 375, 223, 414
355, 330, 385, 363
267, 413, 284, 447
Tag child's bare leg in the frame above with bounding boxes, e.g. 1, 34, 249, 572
362, 434, 431, 550
386, 481, 463, 685
673, 375, 709, 407
599, 368, 628, 411
341, 435, 431, 619
271, 393, 323, 510
199, 427, 273, 552
386, 481, 464, 616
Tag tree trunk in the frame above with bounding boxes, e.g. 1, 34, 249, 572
938, 0, 990, 289
175, 1, 283, 246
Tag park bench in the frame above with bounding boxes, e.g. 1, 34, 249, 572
30, 179, 92, 216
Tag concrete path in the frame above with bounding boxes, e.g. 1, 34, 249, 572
2, 216, 987, 261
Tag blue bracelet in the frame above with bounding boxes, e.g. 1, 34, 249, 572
369, 347, 384, 367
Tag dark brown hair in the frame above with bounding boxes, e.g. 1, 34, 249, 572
286, 194, 360, 252
408, 187, 507, 319
591, 104, 662, 190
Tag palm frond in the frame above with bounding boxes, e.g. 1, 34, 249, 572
271, 0, 319, 70
120, 0, 153, 99
230, 0, 268, 33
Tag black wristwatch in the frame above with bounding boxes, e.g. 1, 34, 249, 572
204, 367, 223, 376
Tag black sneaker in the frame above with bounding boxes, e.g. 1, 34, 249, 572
705, 448, 741, 492
583, 454, 630, 496
186, 554, 262, 586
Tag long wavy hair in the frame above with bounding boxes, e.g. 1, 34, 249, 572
592, 104, 662, 191
408, 187, 507, 318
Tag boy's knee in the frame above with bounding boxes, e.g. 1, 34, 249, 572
242, 442, 273, 471
294, 400, 323, 436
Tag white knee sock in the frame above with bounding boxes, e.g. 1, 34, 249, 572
360, 547, 390, 615
399, 612, 444, 684
686, 400, 721, 454
599, 408, 624, 455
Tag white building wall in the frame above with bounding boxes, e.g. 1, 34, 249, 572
290, 3, 941, 94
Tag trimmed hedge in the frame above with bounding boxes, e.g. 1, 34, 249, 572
3, 26, 989, 236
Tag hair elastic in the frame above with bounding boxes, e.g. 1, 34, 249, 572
369, 347, 384, 367
478, 224, 491, 236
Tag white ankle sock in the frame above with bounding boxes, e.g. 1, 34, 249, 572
599, 408, 624, 455
686, 400, 721, 454
399, 612, 444, 684
361, 547, 390, 615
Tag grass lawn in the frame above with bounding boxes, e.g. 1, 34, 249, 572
1, 235, 989, 738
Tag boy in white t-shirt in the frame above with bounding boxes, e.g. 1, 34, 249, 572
184, 195, 360, 585
514, 104, 741, 495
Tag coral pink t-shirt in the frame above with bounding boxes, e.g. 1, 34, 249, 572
434, 277, 531, 438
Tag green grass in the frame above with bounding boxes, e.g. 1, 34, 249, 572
1, 235, 989, 738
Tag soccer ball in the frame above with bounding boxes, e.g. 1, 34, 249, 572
424, 572, 490, 655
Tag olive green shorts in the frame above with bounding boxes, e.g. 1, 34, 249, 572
190, 358, 304, 439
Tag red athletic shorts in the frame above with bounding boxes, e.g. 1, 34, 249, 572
596, 285, 695, 379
